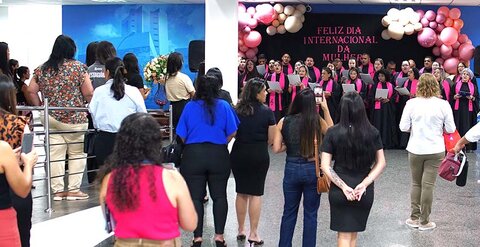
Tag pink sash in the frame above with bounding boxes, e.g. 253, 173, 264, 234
291, 77, 310, 101
346, 79, 363, 93
319, 79, 334, 93
283, 63, 293, 75
360, 63, 375, 78
374, 82, 393, 109
313, 66, 321, 83
269, 72, 285, 111
395, 72, 405, 86
454, 81, 474, 111
404, 79, 418, 96
442, 80, 451, 102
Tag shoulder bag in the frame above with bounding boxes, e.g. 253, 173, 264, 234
314, 135, 330, 193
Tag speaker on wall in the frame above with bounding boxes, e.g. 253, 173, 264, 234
188, 40, 205, 72
474, 46, 480, 77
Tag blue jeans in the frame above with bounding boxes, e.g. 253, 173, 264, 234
279, 157, 321, 247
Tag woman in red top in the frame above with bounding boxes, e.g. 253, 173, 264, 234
99, 113, 197, 247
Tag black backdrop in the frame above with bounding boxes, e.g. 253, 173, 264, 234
257, 13, 433, 69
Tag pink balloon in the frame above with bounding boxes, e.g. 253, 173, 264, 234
238, 51, 246, 58
449, 8, 461, 20
435, 38, 443, 47
238, 3, 246, 13
452, 41, 461, 49
435, 58, 444, 64
458, 34, 468, 43
239, 45, 248, 52
416, 9, 425, 19
436, 24, 445, 33
243, 31, 262, 48
437, 6, 450, 18
245, 49, 257, 59
247, 17, 258, 28
441, 53, 452, 60
440, 44, 453, 56
253, 47, 258, 53
466, 39, 472, 45
238, 13, 250, 29
452, 49, 459, 58
436, 14, 446, 24
425, 10, 436, 21
432, 46, 441, 56
459, 43, 475, 61
238, 39, 244, 46
440, 27, 458, 46
247, 7, 256, 16
421, 17, 429, 27
243, 26, 251, 33
417, 28, 437, 48
429, 21, 438, 29
255, 4, 275, 25
443, 57, 459, 74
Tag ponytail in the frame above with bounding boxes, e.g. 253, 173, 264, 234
111, 65, 126, 100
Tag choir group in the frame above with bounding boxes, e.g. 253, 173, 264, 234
238, 53, 479, 151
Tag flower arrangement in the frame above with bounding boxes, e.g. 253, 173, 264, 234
143, 54, 169, 83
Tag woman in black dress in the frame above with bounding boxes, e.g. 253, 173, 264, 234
231, 78, 276, 245
321, 92, 386, 247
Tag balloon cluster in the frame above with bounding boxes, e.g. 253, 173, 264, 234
416, 7, 474, 74
238, 3, 306, 60
381, 7, 422, 40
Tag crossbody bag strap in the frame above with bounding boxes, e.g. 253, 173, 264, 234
314, 135, 320, 178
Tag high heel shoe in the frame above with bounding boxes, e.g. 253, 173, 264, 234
248, 239, 264, 246
215, 239, 227, 247
236, 234, 246, 241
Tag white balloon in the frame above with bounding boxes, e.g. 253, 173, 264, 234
398, 14, 410, 26
409, 12, 421, 24
274, 3, 284, 14
277, 25, 286, 34
388, 22, 404, 40
404, 24, 415, 35
272, 19, 280, 27
266, 25, 277, 36
413, 22, 423, 31
278, 13, 287, 23
381, 15, 392, 27
293, 10, 303, 18
387, 8, 400, 21
381, 29, 391, 40
284, 16, 303, 33
284, 5, 295, 16
296, 4, 306, 14
301, 15, 305, 23
405, 7, 414, 14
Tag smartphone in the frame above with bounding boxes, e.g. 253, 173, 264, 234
21, 133, 34, 154
314, 86, 323, 104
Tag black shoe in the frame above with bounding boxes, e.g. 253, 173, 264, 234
191, 240, 202, 247
236, 234, 246, 241
215, 239, 227, 247
248, 239, 264, 246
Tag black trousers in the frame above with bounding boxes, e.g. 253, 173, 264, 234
10, 191, 32, 247
171, 100, 189, 130
180, 143, 230, 237
90, 131, 117, 181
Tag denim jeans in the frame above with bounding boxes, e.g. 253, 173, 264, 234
279, 157, 321, 247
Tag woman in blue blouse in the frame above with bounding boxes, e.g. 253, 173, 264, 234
176, 75, 239, 247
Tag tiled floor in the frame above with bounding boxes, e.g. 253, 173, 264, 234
31, 149, 480, 247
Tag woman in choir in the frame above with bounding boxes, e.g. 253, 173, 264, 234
369, 69, 398, 149
394, 61, 410, 86
348, 57, 357, 69
452, 68, 479, 151
289, 64, 310, 101
397, 68, 420, 149
319, 67, 340, 122
432, 61, 441, 71
452, 62, 466, 84
373, 58, 384, 73
239, 59, 262, 94
294, 60, 304, 75
344, 67, 367, 100
327, 62, 337, 83
433, 68, 451, 102
264, 59, 275, 80
266, 60, 289, 122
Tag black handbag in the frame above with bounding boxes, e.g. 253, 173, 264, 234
83, 130, 97, 155
162, 136, 183, 167
456, 156, 468, 187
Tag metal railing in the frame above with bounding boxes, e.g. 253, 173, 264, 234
17, 101, 173, 213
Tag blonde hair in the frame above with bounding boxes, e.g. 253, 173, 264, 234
416, 73, 440, 98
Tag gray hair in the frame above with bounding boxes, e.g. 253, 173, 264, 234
462, 68, 474, 79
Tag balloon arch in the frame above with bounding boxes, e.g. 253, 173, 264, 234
238, 4, 475, 74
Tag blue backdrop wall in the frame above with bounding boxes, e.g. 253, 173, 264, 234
62, 4, 205, 109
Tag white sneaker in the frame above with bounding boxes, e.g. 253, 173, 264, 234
405, 218, 420, 228
419, 222, 436, 231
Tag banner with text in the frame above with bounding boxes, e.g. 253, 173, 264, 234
257, 13, 432, 68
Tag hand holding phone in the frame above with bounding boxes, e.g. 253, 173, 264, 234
314, 86, 323, 104
21, 133, 34, 154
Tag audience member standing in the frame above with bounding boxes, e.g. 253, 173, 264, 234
230, 78, 276, 245
452, 68, 479, 151
89, 57, 146, 181
27, 35, 93, 201
99, 113, 197, 247
321, 92, 386, 247
400, 73, 456, 231
176, 75, 239, 247
273, 89, 333, 247
88, 41, 117, 89
165, 52, 195, 134
85, 41, 98, 67
123, 53, 150, 99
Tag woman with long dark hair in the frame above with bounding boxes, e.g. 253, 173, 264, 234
27, 34, 93, 200
344, 67, 367, 100
231, 78, 276, 245
0, 42, 12, 78
123, 53, 150, 99
319, 67, 340, 122
14, 66, 30, 106
177, 75, 239, 247
85, 41, 98, 67
321, 92, 386, 247
89, 57, 146, 180
89, 41, 117, 89
99, 113, 197, 247
273, 88, 333, 247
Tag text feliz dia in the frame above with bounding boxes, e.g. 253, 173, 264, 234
316, 26, 363, 35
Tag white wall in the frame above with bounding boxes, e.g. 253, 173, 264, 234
205, 0, 238, 103
0, 5, 61, 78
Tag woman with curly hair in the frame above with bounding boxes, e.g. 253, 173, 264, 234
177, 75, 239, 247
99, 113, 197, 247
